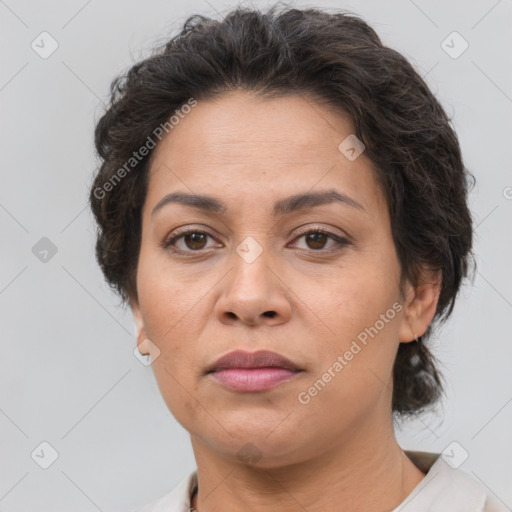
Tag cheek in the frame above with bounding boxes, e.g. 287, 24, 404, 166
296, 292, 400, 433
136, 247, 206, 340
321, 255, 401, 339
138, 272, 207, 427
305, 252, 402, 394
151, 356, 210, 434
136, 257, 206, 387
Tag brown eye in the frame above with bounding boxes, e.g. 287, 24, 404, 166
183, 232, 208, 250
290, 228, 351, 253
305, 232, 329, 250
163, 230, 216, 253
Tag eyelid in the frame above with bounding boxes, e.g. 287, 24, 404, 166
161, 224, 352, 254
287, 226, 351, 252
291, 224, 351, 242
161, 225, 218, 249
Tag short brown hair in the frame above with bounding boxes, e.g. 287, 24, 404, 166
89, 4, 475, 418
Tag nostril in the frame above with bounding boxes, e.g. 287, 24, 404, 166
263, 311, 276, 318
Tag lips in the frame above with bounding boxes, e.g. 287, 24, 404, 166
207, 349, 301, 373
206, 350, 303, 392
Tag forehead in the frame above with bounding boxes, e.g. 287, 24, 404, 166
144, 90, 386, 217
151, 91, 354, 165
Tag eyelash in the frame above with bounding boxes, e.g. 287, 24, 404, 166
161, 227, 351, 255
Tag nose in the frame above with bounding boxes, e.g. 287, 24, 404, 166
214, 246, 292, 327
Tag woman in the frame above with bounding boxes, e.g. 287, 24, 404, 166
89, 5, 506, 511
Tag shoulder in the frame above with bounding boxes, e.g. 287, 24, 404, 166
396, 450, 510, 512
129, 470, 198, 512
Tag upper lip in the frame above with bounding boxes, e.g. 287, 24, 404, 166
206, 350, 301, 373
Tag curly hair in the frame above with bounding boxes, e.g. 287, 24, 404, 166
89, 4, 475, 418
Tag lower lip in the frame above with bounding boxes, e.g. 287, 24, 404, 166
210, 368, 301, 392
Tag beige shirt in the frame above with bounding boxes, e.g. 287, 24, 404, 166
132, 450, 510, 512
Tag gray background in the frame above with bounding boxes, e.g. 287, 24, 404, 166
1, 0, 511, 510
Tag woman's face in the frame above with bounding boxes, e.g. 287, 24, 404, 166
132, 90, 429, 466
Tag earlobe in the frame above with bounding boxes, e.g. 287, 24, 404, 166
130, 300, 151, 356
398, 270, 442, 343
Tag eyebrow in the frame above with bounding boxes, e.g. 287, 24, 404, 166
151, 189, 366, 218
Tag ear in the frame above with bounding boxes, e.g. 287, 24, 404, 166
398, 268, 442, 343
130, 298, 151, 356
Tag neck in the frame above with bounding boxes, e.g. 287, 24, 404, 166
189, 422, 425, 512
